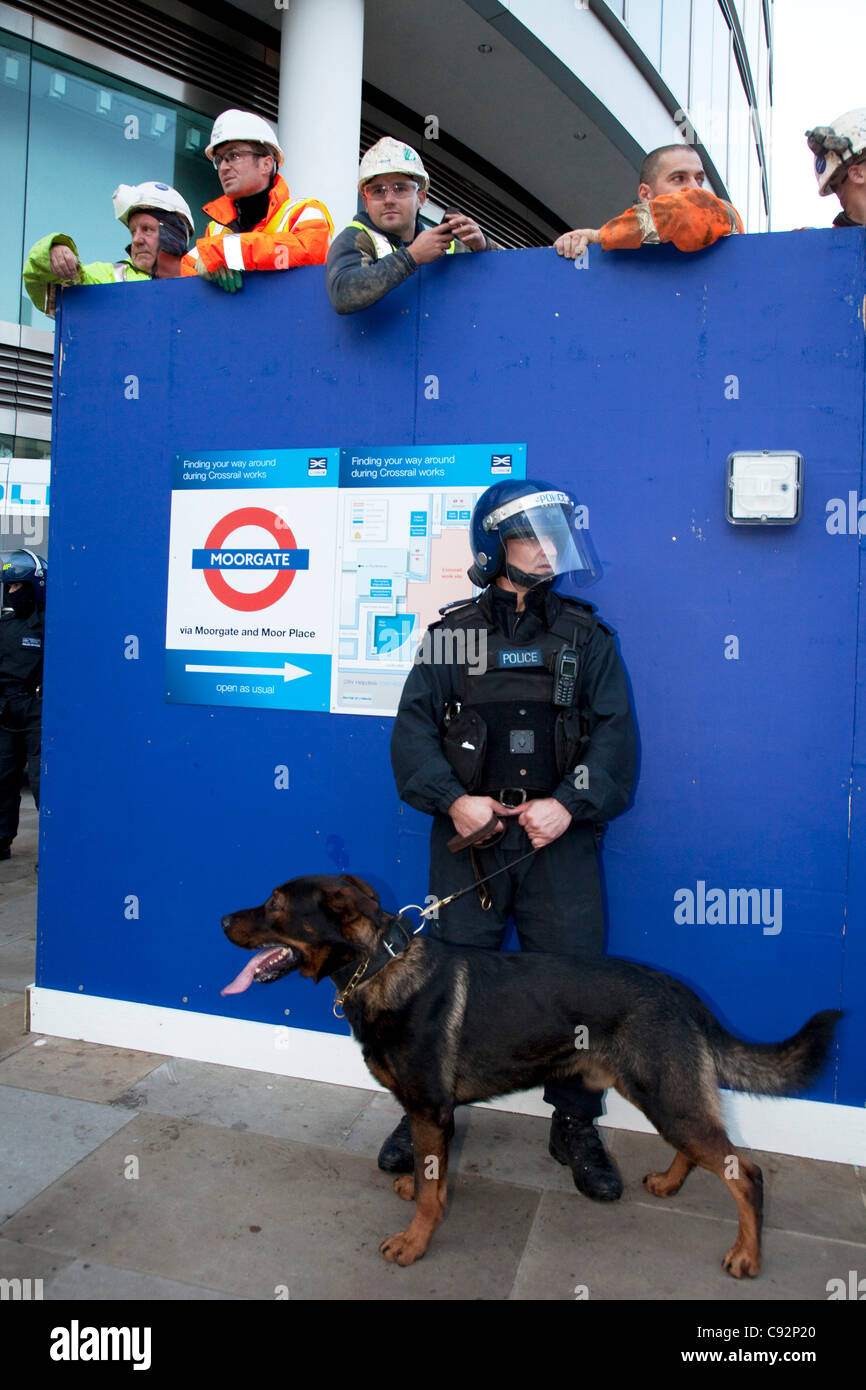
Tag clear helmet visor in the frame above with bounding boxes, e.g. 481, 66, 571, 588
488, 493, 601, 592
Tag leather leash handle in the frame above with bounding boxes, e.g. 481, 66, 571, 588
447, 815, 502, 853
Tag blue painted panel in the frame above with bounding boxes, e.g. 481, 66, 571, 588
39, 232, 866, 1103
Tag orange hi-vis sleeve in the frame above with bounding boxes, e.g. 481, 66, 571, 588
181, 178, 333, 276
598, 188, 744, 253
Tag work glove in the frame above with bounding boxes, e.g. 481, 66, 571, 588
196, 261, 243, 293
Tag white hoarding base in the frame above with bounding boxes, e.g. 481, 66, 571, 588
28, 987, 865, 1166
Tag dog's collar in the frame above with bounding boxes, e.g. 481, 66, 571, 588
330, 914, 416, 1016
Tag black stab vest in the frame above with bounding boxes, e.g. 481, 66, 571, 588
437, 598, 595, 796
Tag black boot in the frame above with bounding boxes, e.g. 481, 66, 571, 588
377, 1113, 414, 1173
549, 1110, 623, 1201
0, 840, 11, 862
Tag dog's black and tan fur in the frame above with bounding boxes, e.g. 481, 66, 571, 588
222, 874, 841, 1276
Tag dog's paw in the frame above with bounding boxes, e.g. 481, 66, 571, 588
643, 1170, 681, 1198
379, 1230, 426, 1266
722, 1242, 761, 1278
393, 1175, 415, 1202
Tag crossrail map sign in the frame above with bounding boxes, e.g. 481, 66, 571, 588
165, 443, 525, 714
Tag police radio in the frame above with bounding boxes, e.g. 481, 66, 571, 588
552, 648, 579, 706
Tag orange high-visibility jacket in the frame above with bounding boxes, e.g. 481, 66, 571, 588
181, 176, 333, 275
599, 188, 743, 253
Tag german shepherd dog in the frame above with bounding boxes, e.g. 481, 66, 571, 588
221, 874, 841, 1277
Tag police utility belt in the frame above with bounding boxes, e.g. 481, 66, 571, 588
438, 600, 592, 802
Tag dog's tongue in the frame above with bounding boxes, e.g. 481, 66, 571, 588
221, 947, 284, 996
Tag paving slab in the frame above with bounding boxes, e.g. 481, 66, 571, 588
0, 933, 36, 993
112, 1056, 373, 1147
458, 1104, 590, 1194
0, 890, 37, 941
2, 1112, 541, 1300
0, 1084, 134, 1219
340, 1088, 419, 1162
0, 1035, 168, 1103
509, 1187, 864, 1301
589, 1127, 866, 1245
0, 1233, 72, 1289
0, 992, 30, 1061
44, 1258, 246, 1301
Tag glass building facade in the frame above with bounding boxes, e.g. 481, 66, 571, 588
2, 30, 214, 334
615, 0, 772, 232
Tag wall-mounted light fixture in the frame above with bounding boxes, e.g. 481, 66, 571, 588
726, 451, 803, 525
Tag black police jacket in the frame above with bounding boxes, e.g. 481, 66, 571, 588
0, 606, 43, 698
390, 584, 636, 822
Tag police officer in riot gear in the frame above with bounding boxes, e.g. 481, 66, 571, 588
387, 481, 637, 1198
0, 551, 46, 860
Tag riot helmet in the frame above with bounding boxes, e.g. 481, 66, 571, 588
468, 481, 600, 592
0, 550, 47, 614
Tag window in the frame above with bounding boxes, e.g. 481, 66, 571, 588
626, 0, 662, 69
660, 0, 691, 105
1, 32, 30, 326
1, 28, 214, 332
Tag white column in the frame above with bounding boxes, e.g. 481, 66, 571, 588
278, 0, 365, 234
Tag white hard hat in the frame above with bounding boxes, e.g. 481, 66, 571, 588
112, 182, 195, 237
206, 109, 284, 167
806, 108, 866, 195
358, 137, 429, 192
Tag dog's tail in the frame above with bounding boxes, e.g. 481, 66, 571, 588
709, 1009, 842, 1095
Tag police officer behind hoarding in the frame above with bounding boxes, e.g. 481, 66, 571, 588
387, 481, 637, 1197
0, 551, 46, 861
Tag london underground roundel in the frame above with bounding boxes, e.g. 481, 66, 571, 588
203, 508, 301, 613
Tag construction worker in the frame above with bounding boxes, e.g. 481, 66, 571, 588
0, 551, 46, 862
183, 109, 332, 293
553, 145, 742, 260
806, 109, 866, 227
326, 136, 493, 314
23, 182, 194, 318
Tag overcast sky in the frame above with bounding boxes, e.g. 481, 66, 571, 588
770, 0, 864, 229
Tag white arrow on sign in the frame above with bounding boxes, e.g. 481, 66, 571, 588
185, 662, 311, 684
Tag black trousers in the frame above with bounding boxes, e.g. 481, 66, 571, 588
0, 695, 41, 844
427, 812, 606, 1118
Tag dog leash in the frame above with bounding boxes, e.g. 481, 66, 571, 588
332, 839, 542, 1017
334, 832, 542, 1017
399, 843, 542, 926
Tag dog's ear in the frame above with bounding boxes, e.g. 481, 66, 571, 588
322, 875, 380, 924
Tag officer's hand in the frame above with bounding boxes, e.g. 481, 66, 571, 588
510, 797, 572, 848
444, 214, 486, 251
49, 244, 82, 281
448, 794, 504, 842
553, 228, 601, 259
406, 223, 454, 266
196, 260, 244, 293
